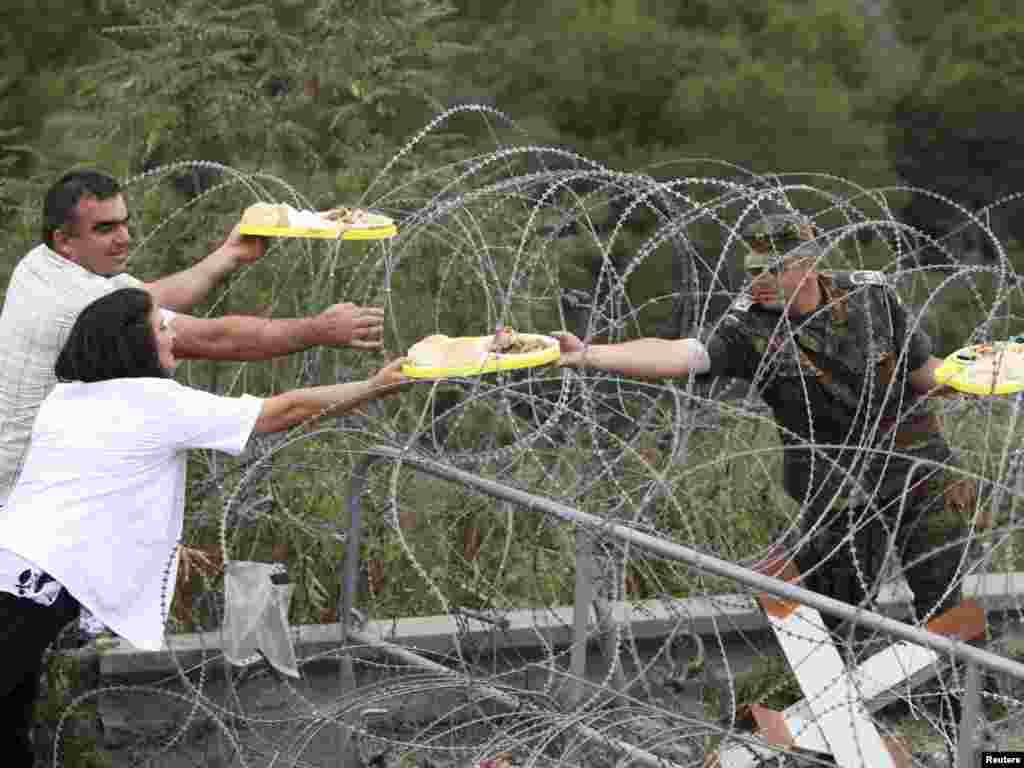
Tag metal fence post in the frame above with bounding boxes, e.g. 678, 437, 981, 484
593, 590, 627, 693
338, 454, 381, 692
958, 660, 981, 768
569, 525, 595, 705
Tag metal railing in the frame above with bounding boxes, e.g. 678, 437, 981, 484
338, 444, 1024, 767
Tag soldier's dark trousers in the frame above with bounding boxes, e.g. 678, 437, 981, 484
797, 474, 975, 753
0, 589, 80, 768
795, 474, 971, 629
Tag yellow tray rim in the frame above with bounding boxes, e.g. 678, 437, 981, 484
401, 335, 561, 379
239, 223, 397, 240
934, 342, 1024, 396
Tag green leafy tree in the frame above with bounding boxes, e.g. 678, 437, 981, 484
887, 0, 1024, 259
448, 0, 899, 186
0, 0, 119, 177
0, 0, 125, 269
74, 0, 463, 188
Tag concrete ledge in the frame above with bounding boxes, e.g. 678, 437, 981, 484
965, 571, 1024, 612
86, 572, 1024, 679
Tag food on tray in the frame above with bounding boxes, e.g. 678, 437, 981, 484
322, 207, 378, 228
240, 202, 391, 231
968, 343, 1024, 389
491, 328, 552, 355
406, 329, 559, 373
408, 335, 493, 369
241, 202, 290, 228
937, 341, 1024, 395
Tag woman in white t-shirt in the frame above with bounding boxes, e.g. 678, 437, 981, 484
0, 287, 407, 765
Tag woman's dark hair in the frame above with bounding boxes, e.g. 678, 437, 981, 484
55, 288, 168, 383
42, 170, 121, 248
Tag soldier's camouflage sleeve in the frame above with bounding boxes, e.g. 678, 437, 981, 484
884, 284, 932, 371
697, 309, 761, 381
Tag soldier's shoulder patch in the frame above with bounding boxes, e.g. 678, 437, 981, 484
722, 295, 752, 326
848, 270, 887, 286
731, 294, 754, 312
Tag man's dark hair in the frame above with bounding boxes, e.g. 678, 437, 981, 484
55, 288, 168, 383
42, 170, 121, 248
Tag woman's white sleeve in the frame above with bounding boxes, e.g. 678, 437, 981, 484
166, 384, 264, 455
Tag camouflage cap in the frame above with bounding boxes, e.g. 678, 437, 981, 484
742, 213, 814, 247
742, 214, 822, 271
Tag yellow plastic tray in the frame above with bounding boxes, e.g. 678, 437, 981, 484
934, 341, 1024, 395
238, 222, 395, 240
401, 335, 561, 379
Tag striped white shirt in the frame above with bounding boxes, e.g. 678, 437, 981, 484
0, 243, 166, 607
0, 243, 147, 504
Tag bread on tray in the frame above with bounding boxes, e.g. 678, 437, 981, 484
241, 202, 290, 228
407, 330, 555, 370
241, 202, 393, 231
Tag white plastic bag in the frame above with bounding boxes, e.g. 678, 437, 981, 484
222, 561, 300, 678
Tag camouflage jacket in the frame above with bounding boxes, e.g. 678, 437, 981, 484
700, 270, 949, 509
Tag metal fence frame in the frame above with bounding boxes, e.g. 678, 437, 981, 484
338, 445, 1024, 767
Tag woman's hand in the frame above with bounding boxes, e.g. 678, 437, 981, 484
369, 357, 411, 394
256, 357, 412, 434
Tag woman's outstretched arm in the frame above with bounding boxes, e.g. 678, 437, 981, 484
253, 358, 409, 434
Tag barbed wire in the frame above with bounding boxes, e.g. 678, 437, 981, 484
49, 106, 1024, 767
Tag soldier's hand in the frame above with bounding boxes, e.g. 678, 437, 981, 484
551, 331, 586, 368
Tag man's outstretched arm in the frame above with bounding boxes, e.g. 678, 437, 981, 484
145, 224, 265, 312
171, 302, 385, 361
555, 332, 710, 380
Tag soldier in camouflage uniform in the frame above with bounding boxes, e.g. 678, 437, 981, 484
722, 214, 973, 626
556, 213, 976, 627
